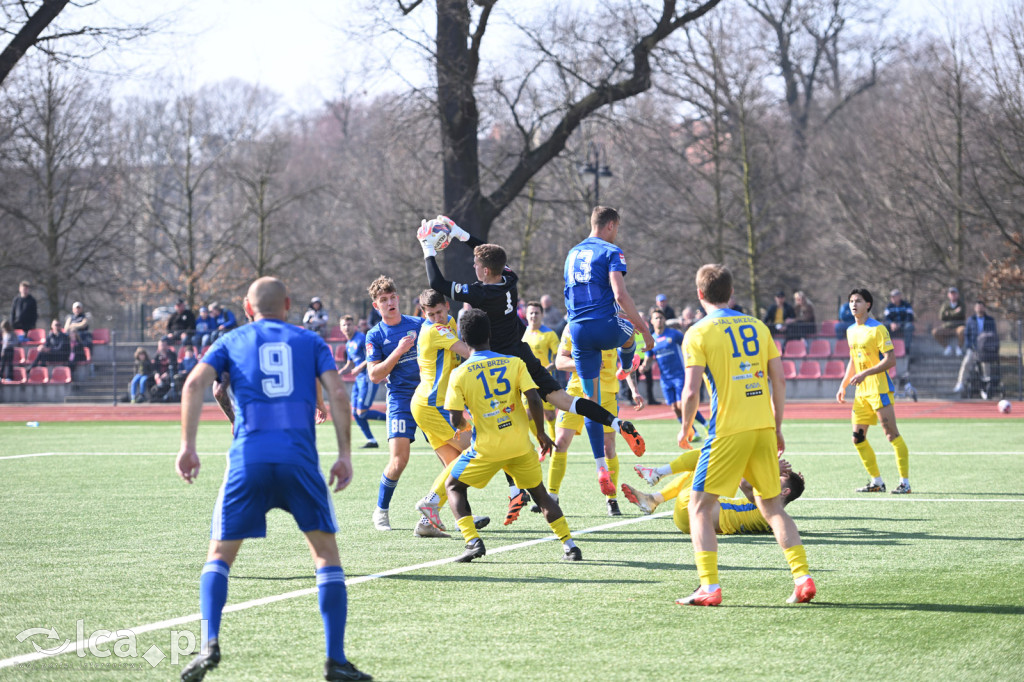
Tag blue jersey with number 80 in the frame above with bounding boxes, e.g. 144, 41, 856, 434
682, 309, 780, 438
202, 319, 336, 467
563, 237, 628, 323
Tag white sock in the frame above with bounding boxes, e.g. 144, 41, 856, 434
564, 539, 577, 550
594, 456, 607, 471
509, 485, 521, 497
900, 478, 909, 486
569, 397, 580, 414
656, 464, 673, 477
610, 418, 622, 432
705, 583, 720, 592
423, 491, 440, 504
873, 476, 884, 486
795, 574, 812, 585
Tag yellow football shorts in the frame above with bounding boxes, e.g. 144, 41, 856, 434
411, 400, 457, 451
690, 428, 781, 499
851, 392, 894, 426
450, 448, 542, 490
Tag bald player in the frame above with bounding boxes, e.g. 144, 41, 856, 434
176, 277, 371, 681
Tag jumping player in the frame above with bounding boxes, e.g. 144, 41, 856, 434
365, 276, 423, 531
175, 276, 370, 682
836, 288, 912, 494
337, 315, 386, 449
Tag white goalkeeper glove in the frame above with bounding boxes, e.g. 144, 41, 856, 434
418, 219, 437, 258
437, 215, 470, 242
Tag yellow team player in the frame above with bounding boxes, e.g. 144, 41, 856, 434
443, 308, 581, 562
522, 300, 560, 441
836, 288, 912, 495
676, 263, 814, 606
624, 451, 804, 534
538, 325, 643, 516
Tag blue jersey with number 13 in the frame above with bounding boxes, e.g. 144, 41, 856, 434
202, 319, 336, 468
563, 237, 627, 322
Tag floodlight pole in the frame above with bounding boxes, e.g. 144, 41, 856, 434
578, 142, 613, 208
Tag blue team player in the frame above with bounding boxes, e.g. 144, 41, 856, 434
647, 308, 708, 439
175, 276, 371, 682
338, 315, 386, 448
564, 206, 655, 455
364, 275, 423, 531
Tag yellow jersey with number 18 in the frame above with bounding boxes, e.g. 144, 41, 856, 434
444, 351, 537, 460
682, 309, 779, 438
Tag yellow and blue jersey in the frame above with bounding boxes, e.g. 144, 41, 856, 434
846, 319, 895, 397
559, 326, 618, 398
717, 496, 771, 534
523, 326, 560, 369
445, 351, 537, 460
682, 309, 779, 438
413, 315, 460, 408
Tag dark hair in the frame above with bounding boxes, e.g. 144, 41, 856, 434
525, 300, 543, 311
473, 244, 506, 274
696, 264, 733, 305
782, 471, 805, 504
849, 288, 873, 312
418, 289, 447, 308
461, 308, 491, 348
591, 206, 620, 230
649, 307, 665, 319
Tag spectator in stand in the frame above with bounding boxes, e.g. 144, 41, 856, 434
208, 302, 238, 343
150, 338, 178, 400
130, 347, 154, 402
11, 281, 38, 341
953, 301, 1000, 398
64, 301, 93, 350
67, 330, 86, 373
540, 294, 566, 335
763, 290, 796, 337
835, 301, 856, 339
655, 293, 676, 320
193, 306, 216, 349
789, 291, 817, 341
933, 286, 966, 357
883, 289, 915, 355
678, 305, 697, 333
174, 345, 198, 388
1, 319, 15, 380
166, 298, 196, 346
30, 319, 70, 369
303, 296, 330, 336
727, 295, 745, 314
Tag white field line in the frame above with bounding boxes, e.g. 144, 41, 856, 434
802, 497, 1021, 502
0, 511, 671, 670
3, 449, 1022, 461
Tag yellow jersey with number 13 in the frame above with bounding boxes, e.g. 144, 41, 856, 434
682, 309, 779, 438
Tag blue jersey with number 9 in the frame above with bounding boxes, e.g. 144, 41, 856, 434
563, 236, 628, 322
202, 319, 336, 467
682, 309, 780, 438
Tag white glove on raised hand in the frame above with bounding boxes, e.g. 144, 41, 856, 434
437, 215, 470, 242
418, 219, 437, 258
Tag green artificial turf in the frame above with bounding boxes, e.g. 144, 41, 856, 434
0, 419, 1022, 680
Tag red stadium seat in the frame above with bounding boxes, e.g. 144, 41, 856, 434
26, 348, 39, 366
650, 363, 661, 381
12, 347, 25, 365
340, 372, 358, 382
50, 366, 72, 383
822, 360, 846, 379
888, 366, 897, 378
807, 338, 832, 359
334, 344, 347, 365
819, 320, 837, 337
91, 328, 110, 345
783, 340, 807, 359
27, 366, 49, 384
326, 327, 347, 342
892, 338, 906, 357
832, 339, 849, 359
797, 360, 821, 379
2, 367, 27, 385
25, 328, 45, 344
775, 340, 783, 354
782, 360, 797, 380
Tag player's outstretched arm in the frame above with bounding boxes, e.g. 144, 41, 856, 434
177, 363, 217, 483
320, 369, 353, 492
625, 372, 645, 410
609, 271, 655, 351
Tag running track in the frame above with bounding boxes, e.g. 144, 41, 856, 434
0, 401, 1018, 422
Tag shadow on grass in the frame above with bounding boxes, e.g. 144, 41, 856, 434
232, 575, 312, 581
765, 602, 1024, 615
798, 528, 1024, 544
797, 516, 928, 522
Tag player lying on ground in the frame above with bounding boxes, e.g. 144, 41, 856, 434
175, 276, 371, 682
418, 217, 647, 476
836, 288, 912, 495
442, 308, 582, 563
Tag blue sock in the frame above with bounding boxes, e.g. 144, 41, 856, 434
353, 413, 375, 440
584, 419, 605, 460
377, 474, 397, 509
316, 566, 347, 663
618, 340, 636, 373
677, 415, 683, 423
199, 560, 230, 644
695, 411, 708, 427
365, 410, 386, 421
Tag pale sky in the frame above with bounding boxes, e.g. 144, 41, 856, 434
73, 0, 1003, 111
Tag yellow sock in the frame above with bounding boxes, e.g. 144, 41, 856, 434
854, 440, 880, 478
606, 456, 619, 499
431, 459, 458, 507
694, 550, 719, 587
671, 449, 701, 474
659, 473, 688, 502
549, 515, 572, 543
548, 451, 568, 495
891, 436, 909, 479
784, 544, 809, 579
546, 417, 556, 441
456, 515, 480, 543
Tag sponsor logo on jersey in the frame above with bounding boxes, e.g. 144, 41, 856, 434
618, 253, 626, 265
365, 343, 373, 354
755, 370, 765, 378
498, 421, 512, 430
745, 382, 760, 389
745, 389, 763, 397
502, 404, 515, 414
732, 373, 753, 380
739, 361, 751, 371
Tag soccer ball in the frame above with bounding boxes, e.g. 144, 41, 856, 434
417, 218, 452, 252
998, 399, 1011, 414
